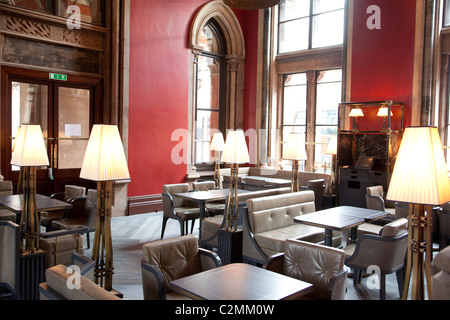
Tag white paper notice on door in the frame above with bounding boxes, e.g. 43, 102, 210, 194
65, 124, 82, 137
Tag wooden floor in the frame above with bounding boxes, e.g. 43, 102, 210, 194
84, 211, 428, 301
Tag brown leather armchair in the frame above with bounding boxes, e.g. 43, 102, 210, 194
51, 189, 97, 249
263, 239, 347, 300
40, 185, 86, 231
141, 235, 222, 300
343, 218, 408, 300
161, 184, 200, 239
0, 221, 20, 299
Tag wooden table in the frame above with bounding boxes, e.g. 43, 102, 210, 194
175, 189, 250, 240
0, 193, 72, 222
244, 176, 291, 188
294, 206, 389, 246
169, 263, 313, 300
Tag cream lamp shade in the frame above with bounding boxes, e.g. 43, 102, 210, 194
377, 106, 393, 117
326, 136, 338, 155
386, 126, 450, 205
80, 124, 130, 182
283, 133, 307, 161
221, 129, 250, 164
210, 132, 225, 151
349, 108, 364, 117
11, 124, 49, 167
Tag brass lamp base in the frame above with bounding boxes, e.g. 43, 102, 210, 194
92, 181, 114, 291
20, 166, 40, 254
291, 160, 300, 193
224, 163, 239, 231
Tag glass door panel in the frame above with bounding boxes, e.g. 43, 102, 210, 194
57, 87, 90, 170
11, 81, 49, 172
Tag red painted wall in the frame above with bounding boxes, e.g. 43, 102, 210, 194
350, 0, 416, 130
128, 1, 259, 197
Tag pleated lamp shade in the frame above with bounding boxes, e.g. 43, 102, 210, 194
210, 132, 225, 151
283, 133, 307, 161
349, 108, 364, 117
221, 130, 250, 164
386, 126, 450, 205
80, 124, 130, 182
11, 125, 49, 167
377, 106, 393, 117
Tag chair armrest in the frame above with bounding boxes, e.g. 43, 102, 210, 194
262, 253, 284, 274
328, 268, 348, 300
199, 248, 222, 270
67, 196, 88, 218
70, 252, 95, 278
365, 194, 386, 211
162, 192, 178, 218
141, 259, 167, 300
40, 226, 89, 239
50, 192, 65, 201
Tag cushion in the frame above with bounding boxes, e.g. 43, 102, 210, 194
45, 265, 120, 300
433, 245, 450, 274
163, 184, 191, 207
174, 207, 200, 219
142, 235, 201, 291
380, 218, 408, 237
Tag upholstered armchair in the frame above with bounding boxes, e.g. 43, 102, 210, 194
0, 181, 16, 223
431, 245, 450, 300
161, 183, 201, 239
365, 185, 409, 220
0, 221, 20, 299
437, 203, 450, 250
51, 189, 97, 249
40, 185, 86, 231
263, 239, 347, 300
300, 179, 325, 210
141, 235, 222, 300
343, 218, 408, 300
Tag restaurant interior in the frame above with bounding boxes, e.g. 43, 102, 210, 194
0, 0, 450, 306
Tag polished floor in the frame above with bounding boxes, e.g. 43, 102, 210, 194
82, 210, 429, 301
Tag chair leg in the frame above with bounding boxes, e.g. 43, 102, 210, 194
161, 217, 169, 239
395, 268, 405, 298
190, 219, 195, 234
379, 274, 386, 300
179, 220, 185, 236
86, 232, 90, 249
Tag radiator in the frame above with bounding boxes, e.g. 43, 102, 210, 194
20, 250, 46, 300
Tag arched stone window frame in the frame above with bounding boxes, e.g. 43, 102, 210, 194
187, 0, 246, 178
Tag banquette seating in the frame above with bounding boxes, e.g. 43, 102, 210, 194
242, 190, 340, 265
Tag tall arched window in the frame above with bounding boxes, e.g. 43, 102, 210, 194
187, 1, 245, 179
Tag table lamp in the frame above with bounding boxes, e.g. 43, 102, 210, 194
80, 124, 130, 291
210, 132, 224, 189
283, 133, 307, 192
386, 126, 450, 300
349, 107, 364, 131
377, 106, 393, 132
11, 124, 50, 253
221, 129, 249, 231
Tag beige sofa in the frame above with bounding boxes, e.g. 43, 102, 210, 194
221, 167, 331, 194
39, 264, 121, 300
242, 191, 332, 264
201, 187, 291, 249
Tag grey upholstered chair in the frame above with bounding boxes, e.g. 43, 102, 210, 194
193, 181, 225, 216
51, 189, 97, 249
343, 218, 409, 300
431, 245, 450, 300
0, 181, 16, 223
40, 185, 86, 231
141, 235, 222, 300
0, 221, 20, 299
161, 183, 201, 239
301, 179, 325, 210
263, 239, 348, 300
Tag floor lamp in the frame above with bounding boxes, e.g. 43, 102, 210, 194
283, 133, 307, 193
11, 125, 50, 254
386, 126, 450, 300
221, 130, 249, 231
210, 132, 224, 189
80, 124, 130, 291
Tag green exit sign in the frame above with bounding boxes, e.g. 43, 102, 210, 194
49, 73, 67, 81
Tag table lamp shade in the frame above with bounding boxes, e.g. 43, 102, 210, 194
210, 132, 225, 151
283, 133, 307, 160
386, 126, 450, 205
349, 108, 364, 117
80, 124, 130, 182
326, 136, 337, 155
377, 107, 393, 117
221, 130, 250, 164
11, 124, 50, 167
